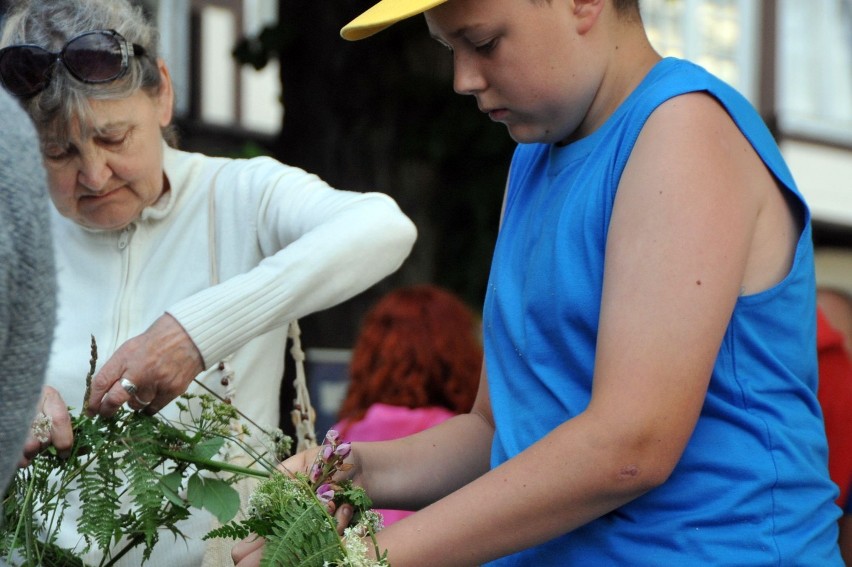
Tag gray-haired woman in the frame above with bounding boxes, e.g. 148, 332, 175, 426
0, 0, 416, 564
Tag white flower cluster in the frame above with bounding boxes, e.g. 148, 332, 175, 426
30, 412, 52, 443
338, 511, 387, 567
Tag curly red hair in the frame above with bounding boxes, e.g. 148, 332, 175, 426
336, 284, 482, 423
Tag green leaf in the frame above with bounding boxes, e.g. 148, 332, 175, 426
199, 478, 241, 524
159, 472, 185, 507
186, 473, 205, 510
186, 474, 241, 524
192, 436, 226, 460
340, 482, 372, 509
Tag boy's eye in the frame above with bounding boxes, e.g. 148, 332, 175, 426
475, 38, 498, 53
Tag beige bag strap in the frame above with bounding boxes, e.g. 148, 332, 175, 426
288, 320, 317, 451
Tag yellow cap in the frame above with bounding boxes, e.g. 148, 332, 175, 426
340, 0, 449, 41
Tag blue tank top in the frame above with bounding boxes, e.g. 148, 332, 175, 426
483, 58, 841, 565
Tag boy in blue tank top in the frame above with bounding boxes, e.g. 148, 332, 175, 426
234, 1, 842, 565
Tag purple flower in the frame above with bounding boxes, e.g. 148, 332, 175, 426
321, 444, 335, 463
334, 442, 351, 459
316, 483, 335, 503
309, 463, 323, 483
325, 430, 340, 444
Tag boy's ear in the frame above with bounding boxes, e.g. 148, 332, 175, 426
572, 0, 605, 35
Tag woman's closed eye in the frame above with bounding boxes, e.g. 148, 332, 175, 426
97, 133, 130, 150
42, 144, 75, 161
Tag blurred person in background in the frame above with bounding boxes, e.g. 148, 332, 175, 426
815, 247, 852, 563
816, 248, 852, 354
817, 307, 852, 565
0, 86, 56, 496
0, 0, 416, 564
333, 284, 482, 525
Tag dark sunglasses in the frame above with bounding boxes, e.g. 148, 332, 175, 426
0, 29, 146, 98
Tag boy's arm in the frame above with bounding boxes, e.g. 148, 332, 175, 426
354, 364, 494, 510
234, 371, 495, 567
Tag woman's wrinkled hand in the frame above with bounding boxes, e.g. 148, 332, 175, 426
86, 314, 204, 417
19, 386, 74, 466
231, 534, 265, 567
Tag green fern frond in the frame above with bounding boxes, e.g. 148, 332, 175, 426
217, 472, 349, 567
123, 458, 162, 551
203, 520, 253, 542
3, 377, 280, 566
260, 515, 340, 567
78, 447, 122, 552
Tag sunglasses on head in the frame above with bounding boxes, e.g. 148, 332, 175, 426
0, 29, 146, 98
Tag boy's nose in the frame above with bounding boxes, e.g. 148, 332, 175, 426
453, 53, 486, 95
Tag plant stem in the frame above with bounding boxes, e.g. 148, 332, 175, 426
157, 449, 270, 479
192, 378, 268, 434
100, 532, 146, 567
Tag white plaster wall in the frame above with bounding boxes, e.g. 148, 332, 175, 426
781, 140, 852, 226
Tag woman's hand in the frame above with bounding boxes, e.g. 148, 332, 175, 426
86, 314, 204, 417
19, 386, 74, 466
231, 535, 265, 567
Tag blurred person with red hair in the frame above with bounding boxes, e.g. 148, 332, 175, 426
817, 306, 852, 564
814, 248, 852, 564
332, 284, 482, 525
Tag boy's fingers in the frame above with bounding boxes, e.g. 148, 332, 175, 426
335, 503, 354, 536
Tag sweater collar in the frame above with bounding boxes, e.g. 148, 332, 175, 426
137, 141, 181, 223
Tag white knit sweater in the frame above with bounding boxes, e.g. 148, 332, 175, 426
46, 144, 416, 566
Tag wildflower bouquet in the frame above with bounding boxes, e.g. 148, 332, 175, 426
206, 430, 388, 567
0, 338, 278, 566
0, 337, 387, 566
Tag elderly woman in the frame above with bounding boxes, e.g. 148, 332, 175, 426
0, 0, 416, 564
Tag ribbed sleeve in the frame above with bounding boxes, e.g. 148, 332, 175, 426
163, 151, 417, 368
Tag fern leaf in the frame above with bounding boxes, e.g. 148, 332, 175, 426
261, 493, 339, 566
121, 415, 169, 553
3, 389, 276, 566
77, 449, 121, 552
261, 515, 339, 567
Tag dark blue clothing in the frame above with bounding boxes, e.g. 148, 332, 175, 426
484, 58, 841, 565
